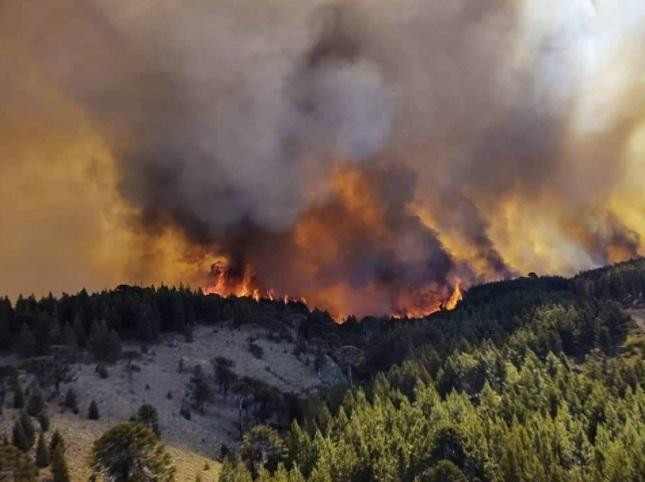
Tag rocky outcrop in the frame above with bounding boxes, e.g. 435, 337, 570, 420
178, 356, 213, 375
316, 354, 347, 385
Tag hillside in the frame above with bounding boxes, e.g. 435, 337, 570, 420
0, 259, 643, 480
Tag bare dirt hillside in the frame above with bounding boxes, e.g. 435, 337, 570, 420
0, 321, 324, 480
0, 408, 220, 481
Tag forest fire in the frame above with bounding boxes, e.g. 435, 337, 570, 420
1, 0, 642, 309
203, 259, 309, 308
202, 255, 464, 320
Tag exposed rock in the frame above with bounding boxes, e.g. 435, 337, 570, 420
178, 357, 213, 375
317, 354, 347, 385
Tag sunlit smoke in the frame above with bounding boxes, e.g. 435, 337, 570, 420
0, 0, 643, 317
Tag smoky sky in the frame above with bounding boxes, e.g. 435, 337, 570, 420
1, 0, 644, 311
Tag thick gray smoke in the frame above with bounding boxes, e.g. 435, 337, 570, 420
1, 0, 643, 313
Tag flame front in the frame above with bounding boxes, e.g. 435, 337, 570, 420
203, 252, 464, 320
444, 280, 463, 311
203, 258, 310, 308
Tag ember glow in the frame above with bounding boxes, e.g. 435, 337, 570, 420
203, 258, 308, 307
1, 0, 644, 318
202, 254, 463, 320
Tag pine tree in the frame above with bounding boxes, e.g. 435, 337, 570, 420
240, 425, 287, 475
33, 311, 52, 355
0, 296, 13, 350
35, 432, 50, 468
89, 321, 122, 362
51, 445, 71, 482
131, 403, 160, 437
12, 419, 30, 452
16, 324, 36, 358
88, 400, 100, 420
287, 421, 314, 476
72, 313, 86, 349
90, 422, 175, 482
49, 430, 65, 454
26, 386, 44, 417
19, 411, 35, 449
62, 321, 79, 350
417, 460, 468, 482
219, 459, 253, 482
38, 411, 50, 432
0, 441, 38, 481
13, 381, 25, 409
64, 388, 78, 412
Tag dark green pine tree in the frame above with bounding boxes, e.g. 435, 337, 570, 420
0, 441, 38, 481
0, 296, 13, 350
131, 403, 160, 437
33, 311, 53, 355
26, 386, 45, 417
20, 411, 36, 449
90, 422, 175, 482
51, 445, 71, 482
12, 419, 30, 452
13, 381, 25, 409
64, 388, 78, 413
89, 320, 122, 362
37, 411, 50, 433
49, 430, 65, 455
61, 322, 78, 350
16, 323, 36, 358
35, 432, 50, 468
12, 412, 35, 453
88, 400, 100, 420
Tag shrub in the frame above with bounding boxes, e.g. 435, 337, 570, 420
95, 363, 109, 379
219, 444, 231, 460
180, 404, 191, 421
88, 400, 100, 420
249, 342, 264, 359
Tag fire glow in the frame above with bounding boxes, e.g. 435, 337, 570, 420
0, 0, 643, 306
202, 256, 463, 321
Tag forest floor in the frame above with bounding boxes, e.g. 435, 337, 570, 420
0, 321, 321, 481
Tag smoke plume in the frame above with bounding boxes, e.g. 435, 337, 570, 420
1, 0, 643, 316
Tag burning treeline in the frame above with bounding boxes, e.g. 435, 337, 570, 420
202, 166, 466, 319
0, 0, 644, 317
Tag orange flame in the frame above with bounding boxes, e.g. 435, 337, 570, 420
202, 258, 310, 307
204, 258, 463, 321
444, 279, 463, 310
391, 280, 463, 319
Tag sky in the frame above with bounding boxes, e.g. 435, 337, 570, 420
0, 0, 643, 314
